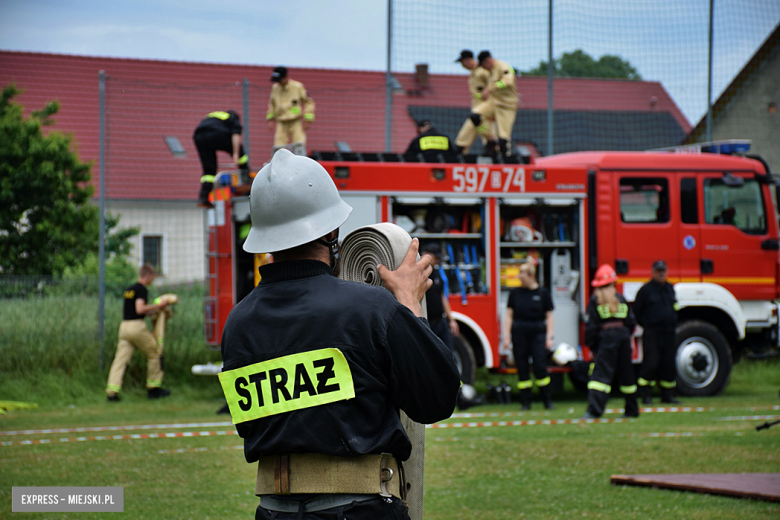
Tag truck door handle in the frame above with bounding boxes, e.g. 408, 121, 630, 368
615, 259, 629, 274
701, 259, 714, 274
761, 239, 779, 251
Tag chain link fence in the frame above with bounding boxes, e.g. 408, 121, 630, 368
1, 1, 778, 370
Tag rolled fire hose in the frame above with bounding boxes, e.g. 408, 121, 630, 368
151, 294, 179, 350
338, 222, 426, 520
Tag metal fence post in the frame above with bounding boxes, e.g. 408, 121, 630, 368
706, 0, 714, 143
243, 78, 250, 164
385, 0, 393, 152
547, 0, 554, 156
98, 70, 106, 370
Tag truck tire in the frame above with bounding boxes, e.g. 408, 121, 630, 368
453, 334, 476, 385
675, 320, 732, 397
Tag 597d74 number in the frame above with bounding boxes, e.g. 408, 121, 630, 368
452, 166, 525, 193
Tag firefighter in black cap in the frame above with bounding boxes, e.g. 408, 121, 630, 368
455, 49, 492, 154
267, 66, 315, 155
633, 260, 681, 404
192, 110, 250, 207
405, 120, 456, 161
455, 50, 518, 158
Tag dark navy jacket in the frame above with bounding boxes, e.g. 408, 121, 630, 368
221, 259, 460, 462
633, 280, 678, 330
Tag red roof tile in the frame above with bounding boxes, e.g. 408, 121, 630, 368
0, 51, 689, 201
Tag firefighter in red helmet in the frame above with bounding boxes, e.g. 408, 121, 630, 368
582, 264, 640, 419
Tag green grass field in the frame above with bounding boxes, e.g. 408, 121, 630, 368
1, 294, 779, 518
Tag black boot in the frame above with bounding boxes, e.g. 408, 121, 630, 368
661, 386, 681, 404
623, 394, 639, 418
540, 385, 554, 410
483, 139, 498, 156
519, 388, 532, 410
498, 138, 513, 158
197, 182, 214, 208
640, 385, 653, 405
147, 388, 171, 399
500, 382, 513, 404
586, 389, 609, 418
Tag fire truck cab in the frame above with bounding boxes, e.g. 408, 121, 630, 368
202, 141, 779, 397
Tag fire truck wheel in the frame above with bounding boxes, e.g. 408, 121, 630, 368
674, 320, 732, 397
453, 335, 476, 385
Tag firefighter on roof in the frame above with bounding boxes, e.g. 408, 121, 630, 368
193, 109, 250, 208
455, 49, 492, 154
105, 264, 171, 401
582, 264, 640, 419
455, 50, 518, 158
218, 149, 459, 519
267, 66, 315, 156
633, 260, 681, 405
405, 119, 456, 161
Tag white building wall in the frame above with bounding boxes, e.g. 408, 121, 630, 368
107, 200, 206, 284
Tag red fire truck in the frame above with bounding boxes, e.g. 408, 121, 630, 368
202, 140, 779, 397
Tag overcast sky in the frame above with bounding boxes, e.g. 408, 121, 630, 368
2, 0, 778, 125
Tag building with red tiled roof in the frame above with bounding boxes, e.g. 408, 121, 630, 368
0, 51, 690, 282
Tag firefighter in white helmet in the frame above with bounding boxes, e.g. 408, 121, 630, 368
218, 149, 459, 519
582, 264, 640, 419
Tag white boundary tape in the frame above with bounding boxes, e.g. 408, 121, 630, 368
157, 445, 243, 454
4, 405, 775, 438
450, 407, 710, 419
1, 429, 237, 447
0, 421, 233, 437
716, 415, 780, 421
3, 418, 631, 447
427, 418, 628, 429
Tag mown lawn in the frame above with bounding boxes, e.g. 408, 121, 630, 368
1, 358, 778, 519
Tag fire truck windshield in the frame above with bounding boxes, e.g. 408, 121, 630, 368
704, 178, 767, 234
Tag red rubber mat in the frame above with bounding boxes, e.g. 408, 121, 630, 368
611, 473, 780, 502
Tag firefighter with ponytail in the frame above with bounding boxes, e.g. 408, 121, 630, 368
503, 260, 555, 410
582, 264, 639, 419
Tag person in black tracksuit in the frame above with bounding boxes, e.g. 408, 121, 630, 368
421, 243, 459, 357
405, 120, 457, 162
192, 110, 251, 207
583, 265, 639, 419
503, 262, 555, 410
633, 260, 680, 405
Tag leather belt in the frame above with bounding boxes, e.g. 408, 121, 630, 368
601, 321, 625, 330
256, 453, 403, 500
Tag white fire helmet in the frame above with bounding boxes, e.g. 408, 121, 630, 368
552, 343, 578, 366
243, 149, 353, 253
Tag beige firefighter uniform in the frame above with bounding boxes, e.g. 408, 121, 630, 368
456, 59, 518, 150
463, 66, 493, 154
267, 80, 315, 147
105, 320, 163, 393
469, 66, 491, 108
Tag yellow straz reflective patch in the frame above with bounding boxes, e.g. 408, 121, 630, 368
208, 111, 231, 120
419, 136, 449, 151
218, 348, 355, 425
